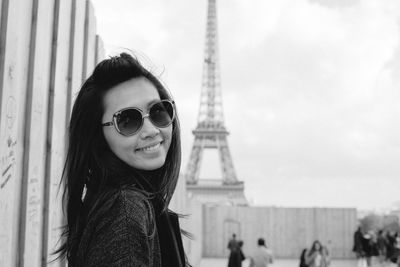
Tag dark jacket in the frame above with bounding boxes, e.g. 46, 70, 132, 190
75, 187, 186, 267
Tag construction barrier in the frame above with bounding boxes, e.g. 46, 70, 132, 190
201, 204, 357, 259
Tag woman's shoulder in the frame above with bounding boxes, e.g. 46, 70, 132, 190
103, 185, 149, 201
83, 187, 157, 237
86, 186, 154, 221
77, 187, 160, 266
116, 187, 154, 215
106, 186, 152, 208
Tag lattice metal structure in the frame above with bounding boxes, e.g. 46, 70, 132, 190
185, 0, 247, 205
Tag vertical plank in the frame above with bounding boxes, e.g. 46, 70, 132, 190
82, 0, 96, 80
40, 0, 60, 264
70, 0, 86, 107
0, 0, 34, 265
95, 34, 105, 64
21, 0, 55, 266
81, 0, 88, 81
203, 205, 211, 256
0, 0, 7, 110
43, 0, 72, 265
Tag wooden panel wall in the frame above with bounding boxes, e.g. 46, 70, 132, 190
45, 0, 73, 265
0, 0, 103, 266
0, 0, 35, 266
70, 0, 86, 101
22, 0, 55, 266
201, 205, 357, 259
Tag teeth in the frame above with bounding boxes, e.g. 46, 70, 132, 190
138, 142, 161, 152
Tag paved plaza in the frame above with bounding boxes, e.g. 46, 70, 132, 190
199, 258, 356, 267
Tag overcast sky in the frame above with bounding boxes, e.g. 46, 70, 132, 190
91, 0, 400, 211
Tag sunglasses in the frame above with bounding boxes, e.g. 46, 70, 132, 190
102, 100, 175, 136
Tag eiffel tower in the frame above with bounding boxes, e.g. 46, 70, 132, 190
185, 0, 247, 205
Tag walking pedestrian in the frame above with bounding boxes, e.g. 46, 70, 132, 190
227, 234, 241, 267
249, 238, 273, 267
353, 227, 366, 267
306, 240, 329, 267
377, 230, 388, 266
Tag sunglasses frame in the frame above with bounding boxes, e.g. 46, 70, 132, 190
102, 99, 175, 136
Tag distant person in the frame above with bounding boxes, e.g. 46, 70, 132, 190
306, 240, 329, 267
386, 231, 397, 266
322, 240, 332, 267
377, 230, 388, 265
353, 227, 366, 267
361, 231, 373, 267
299, 248, 308, 267
368, 231, 380, 266
250, 238, 274, 267
395, 232, 400, 266
228, 234, 239, 252
228, 234, 241, 267
391, 232, 400, 267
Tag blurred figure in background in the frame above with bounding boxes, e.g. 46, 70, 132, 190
322, 241, 331, 267
299, 248, 308, 267
361, 231, 373, 267
353, 227, 366, 267
377, 230, 388, 266
306, 240, 329, 267
393, 232, 400, 267
249, 238, 273, 267
227, 234, 241, 267
369, 231, 380, 267
386, 231, 398, 267
228, 234, 238, 252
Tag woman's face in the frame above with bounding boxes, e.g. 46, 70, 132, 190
314, 242, 321, 250
102, 77, 172, 170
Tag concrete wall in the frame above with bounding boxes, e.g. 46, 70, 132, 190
184, 199, 204, 267
201, 205, 357, 259
171, 175, 204, 267
0, 0, 104, 266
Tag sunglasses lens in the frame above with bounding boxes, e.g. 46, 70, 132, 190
149, 101, 174, 127
116, 109, 142, 135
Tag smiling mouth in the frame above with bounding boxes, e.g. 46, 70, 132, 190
136, 142, 162, 152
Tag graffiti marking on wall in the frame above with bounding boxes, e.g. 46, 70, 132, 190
1, 96, 17, 189
27, 166, 41, 239
1, 136, 17, 189
6, 96, 16, 129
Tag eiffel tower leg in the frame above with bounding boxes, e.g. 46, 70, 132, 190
185, 137, 204, 184
218, 136, 237, 184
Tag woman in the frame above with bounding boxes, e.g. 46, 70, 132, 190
55, 53, 189, 266
306, 240, 328, 267
228, 240, 245, 267
353, 227, 366, 267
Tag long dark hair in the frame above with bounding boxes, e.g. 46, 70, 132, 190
55, 53, 181, 262
308, 240, 323, 256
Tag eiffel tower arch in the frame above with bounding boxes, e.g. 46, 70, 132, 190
185, 0, 247, 205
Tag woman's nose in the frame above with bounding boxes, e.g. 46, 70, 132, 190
140, 116, 160, 138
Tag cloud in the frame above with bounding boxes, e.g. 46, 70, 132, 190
309, 0, 359, 9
